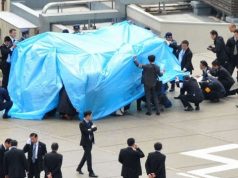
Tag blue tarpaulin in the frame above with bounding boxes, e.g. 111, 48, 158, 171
8, 21, 186, 120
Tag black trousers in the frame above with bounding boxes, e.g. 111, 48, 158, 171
28, 161, 41, 178
123, 176, 139, 178
180, 94, 201, 108
0, 62, 10, 89
77, 144, 93, 173
144, 85, 160, 113
0, 100, 13, 117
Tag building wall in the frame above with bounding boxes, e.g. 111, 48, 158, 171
127, 5, 234, 53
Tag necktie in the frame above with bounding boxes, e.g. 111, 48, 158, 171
234, 40, 238, 55
32, 144, 36, 163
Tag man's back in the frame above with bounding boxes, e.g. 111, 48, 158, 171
44, 151, 63, 178
145, 151, 166, 178
4, 148, 28, 178
142, 64, 161, 87
119, 147, 144, 177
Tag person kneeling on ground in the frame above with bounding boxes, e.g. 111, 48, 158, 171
0, 87, 13, 119
175, 76, 204, 111
199, 76, 226, 103
211, 60, 238, 96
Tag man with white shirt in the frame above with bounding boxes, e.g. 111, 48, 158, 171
0, 138, 12, 178
9, 29, 17, 45
76, 111, 98, 177
23, 133, 47, 178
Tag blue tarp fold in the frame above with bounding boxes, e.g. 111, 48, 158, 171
8, 21, 186, 120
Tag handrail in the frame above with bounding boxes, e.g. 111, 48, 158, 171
42, 0, 113, 14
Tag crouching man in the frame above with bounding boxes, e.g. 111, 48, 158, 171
175, 76, 204, 111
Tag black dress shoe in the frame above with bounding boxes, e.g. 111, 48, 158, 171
146, 112, 152, 116
169, 88, 175, 92
156, 112, 160, 115
184, 107, 194, 111
195, 106, 200, 111
174, 96, 180, 99
76, 168, 84, 174
89, 173, 98, 177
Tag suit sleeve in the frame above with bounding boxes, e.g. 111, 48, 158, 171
118, 150, 123, 164
0, 46, 11, 59
161, 156, 166, 178
22, 151, 29, 172
3, 152, 8, 176
79, 122, 95, 135
44, 155, 50, 175
52, 155, 63, 175
184, 51, 193, 70
43, 143, 47, 156
23, 143, 31, 153
226, 39, 233, 57
212, 39, 223, 54
136, 148, 145, 158
145, 154, 151, 175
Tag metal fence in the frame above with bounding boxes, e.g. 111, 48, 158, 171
202, 0, 238, 16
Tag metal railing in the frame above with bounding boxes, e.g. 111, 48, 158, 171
42, 0, 114, 14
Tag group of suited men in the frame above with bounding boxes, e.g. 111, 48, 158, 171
0, 134, 63, 178
132, 23, 238, 115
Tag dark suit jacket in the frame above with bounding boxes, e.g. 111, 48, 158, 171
80, 120, 97, 146
181, 77, 204, 102
3, 147, 28, 178
134, 60, 163, 87
212, 36, 229, 65
177, 48, 194, 73
201, 66, 212, 81
0, 44, 11, 62
145, 151, 166, 178
23, 141, 47, 172
211, 66, 235, 90
44, 151, 63, 178
119, 147, 145, 177
0, 144, 7, 177
226, 36, 238, 60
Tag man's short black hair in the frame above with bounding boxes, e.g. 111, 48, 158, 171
10, 140, 18, 147
51, 143, 59, 151
200, 60, 208, 67
5, 138, 12, 144
84, 111, 92, 118
234, 29, 238, 33
9, 28, 16, 34
148, 55, 155, 62
127, 138, 135, 146
154, 142, 162, 151
4, 36, 11, 42
181, 40, 189, 46
212, 60, 220, 66
210, 30, 218, 37
30, 133, 38, 138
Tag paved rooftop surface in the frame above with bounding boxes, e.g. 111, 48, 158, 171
0, 52, 238, 178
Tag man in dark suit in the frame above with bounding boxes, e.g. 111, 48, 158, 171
226, 29, 238, 80
0, 36, 13, 89
170, 40, 193, 92
134, 55, 163, 116
176, 76, 204, 111
119, 138, 145, 178
145, 142, 166, 178
211, 60, 238, 96
23, 133, 47, 178
208, 30, 231, 74
0, 87, 13, 119
0, 138, 12, 178
76, 111, 98, 177
199, 60, 212, 81
44, 143, 62, 178
4, 140, 28, 178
